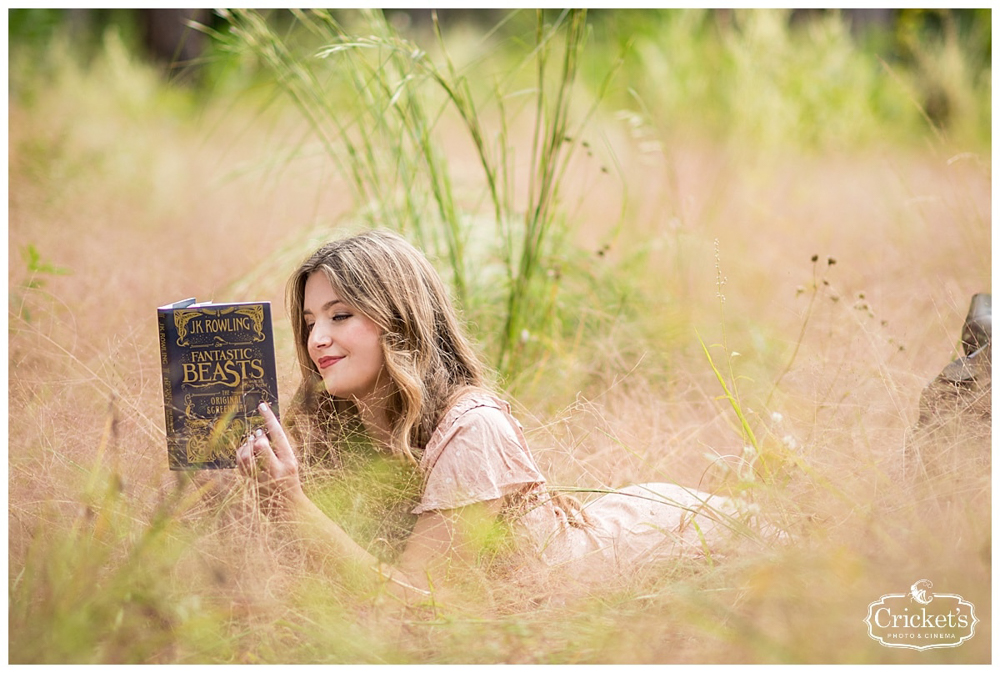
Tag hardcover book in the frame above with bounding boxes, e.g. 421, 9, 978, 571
157, 298, 280, 470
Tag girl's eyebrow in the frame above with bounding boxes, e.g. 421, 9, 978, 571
302, 299, 343, 316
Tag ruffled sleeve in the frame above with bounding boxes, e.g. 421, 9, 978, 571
413, 395, 546, 514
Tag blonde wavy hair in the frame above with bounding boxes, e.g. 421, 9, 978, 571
286, 230, 487, 467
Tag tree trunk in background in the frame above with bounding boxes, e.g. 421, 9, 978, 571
140, 8, 208, 83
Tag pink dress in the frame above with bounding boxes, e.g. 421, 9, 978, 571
413, 393, 741, 578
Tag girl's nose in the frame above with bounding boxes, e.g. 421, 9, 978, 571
309, 322, 332, 349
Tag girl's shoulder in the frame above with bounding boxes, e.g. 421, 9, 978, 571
439, 388, 511, 425
414, 388, 545, 514
432, 388, 516, 438
420, 388, 522, 466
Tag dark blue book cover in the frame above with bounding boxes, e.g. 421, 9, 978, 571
157, 298, 280, 469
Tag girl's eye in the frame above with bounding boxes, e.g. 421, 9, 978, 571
304, 322, 315, 333
332, 313, 351, 322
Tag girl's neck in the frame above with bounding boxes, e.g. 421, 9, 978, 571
358, 402, 392, 450
355, 378, 394, 451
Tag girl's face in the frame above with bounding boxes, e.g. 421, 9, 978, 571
303, 271, 387, 405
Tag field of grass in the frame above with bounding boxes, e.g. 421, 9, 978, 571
8, 9, 991, 664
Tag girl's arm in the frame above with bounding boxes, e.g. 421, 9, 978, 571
237, 402, 497, 602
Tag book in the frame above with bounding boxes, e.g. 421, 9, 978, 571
157, 298, 280, 470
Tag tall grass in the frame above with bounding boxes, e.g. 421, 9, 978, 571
209, 8, 620, 380
9, 8, 991, 664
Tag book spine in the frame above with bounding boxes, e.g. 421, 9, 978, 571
157, 309, 181, 470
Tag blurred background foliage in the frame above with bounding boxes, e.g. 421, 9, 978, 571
10, 8, 992, 149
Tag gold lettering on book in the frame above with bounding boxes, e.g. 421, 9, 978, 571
190, 348, 255, 362
181, 357, 266, 388
191, 317, 252, 334
184, 416, 249, 464
174, 305, 267, 347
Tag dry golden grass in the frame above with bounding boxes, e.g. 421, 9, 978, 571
8, 17, 991, 664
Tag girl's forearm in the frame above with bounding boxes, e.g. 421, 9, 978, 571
237, 405, 435, 602
285, 491, 374, 566
283, 491, 432, 601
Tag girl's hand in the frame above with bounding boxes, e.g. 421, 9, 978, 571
237, 402, 307, 515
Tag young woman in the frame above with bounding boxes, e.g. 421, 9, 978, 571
237, 230, 750, 600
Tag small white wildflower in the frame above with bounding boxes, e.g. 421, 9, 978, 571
771, 411, 783, 423
782, 434, 798, 450
519, 329, 530, 344
732, 499, 761, 517
731, 351, 741, 358
704, 452, 731, 475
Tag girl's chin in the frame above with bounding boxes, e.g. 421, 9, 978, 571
312, 379, 339, 398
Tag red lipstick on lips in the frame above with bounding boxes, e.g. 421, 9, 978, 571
317, 356, 342, 370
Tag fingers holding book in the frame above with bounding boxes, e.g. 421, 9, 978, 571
237, 407, 305, 514
236, 428, 266, 476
